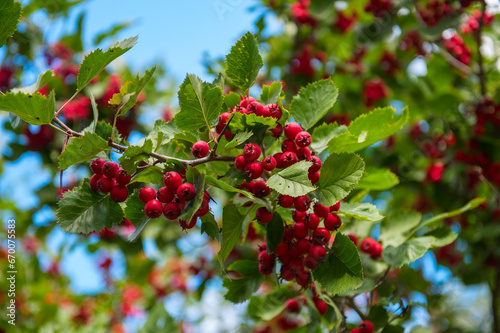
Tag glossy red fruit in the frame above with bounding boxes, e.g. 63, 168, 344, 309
292, 210, 306, 223
296, 238, 311, 255
274, 153, 285, 168
261, 156, 277, 171
313, 203, 329, 218
224, 131, 233, 140
235, 155, 247, 170
304, 254, 319, 270
144, 199, 163, 218
305, 213, 320, 230
163, 202, 181, 220
115, 168, 132, 185
294, 196, 312, 212
216, 112, 231, 133
281, 265, 295, 281
313, 228, 331, 246
258, 251, 275, 266
195, 200, 210, 217
347, 234, 359, 245
314, 299, 327, 315
309, 156, 322, 173
265, 104, 283, 120
280, 151, 298, 167
281, 139, 297, 152
139, 187, 157, 203
243, 143, 261, 162
239, 96, 256, 108
285, 299, 300, 313
157, 187, 175, 203
270, 123, 283, 138
256, 207, 273, 224
247, 101, 264, 116
245, 161, 263, 179
293, 223, 308, 239
177, 183, 195, 201
360, 237, 376, 253
296, 147, 311, 160
90, 158, 105, 174
192, 141, 210, 158
295, 270, 310, 286
359, 320, 374, 333
90, 174, 102, 191
259, 264, 274, 275
295, 131, 312, 148
308, 171, 320, 184
163, 171, 182, 190
309, 245, 327, 262
279, 195, 295, 208
253, 180, 271, 198
179, 217, 197, 230
284, 122, 302, 140
370, 242, 383, 259
102, 161, 119, 178
324, 213, 342, 231
97, 177, 114, 193
275, 242, 289, 256
108, 184, 128, 201
351, 329, 360, 333
330, 201, 341, 212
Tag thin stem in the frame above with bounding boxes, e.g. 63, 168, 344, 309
55, 91, 78, 117
474, 1, 487, 97
49, 123, 68, 135
111, 112, 118, 143
346, 297, 367, 320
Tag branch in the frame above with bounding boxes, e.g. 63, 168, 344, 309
346, 297, 367, 321
474, 1, 487, 97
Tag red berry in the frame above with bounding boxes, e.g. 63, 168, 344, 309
97, 177, 114, 193
258, 251, 275, 266
179, 217, 197, 230
359, 320, 374, 333
264, 104, 283, 120
192, 141, 210, 158
224, 131, 233, 140
276, 242, 289, 256
314, 299, 327, 315
157, 187, 175, 203
90, 174, 102, 191
283, 226, 294, 242
144, 199, 163, 219
305, 213, 320, 230
309, 156, 322, 173
360, 237, 376, 254
258, 243, 267, 253
110, 185, 129, 202
239, 181, 255, 192
195, 200, 210, 217
292, 210, 306, 223
163, 171, 182, 190
102, 161, 119, 178
281, 139, 297, 152
90, 158, 105, 174
285, 299, 300, 313
253, 180, 271, 198
163, 202, 181, 220
239, 96, 256, 108
216, 112, 231, 133
324, 213, 342, 231
115, 168, 132, 185
280, 265, 295, 281
235, 155, 247, 170
293, 223, 308, 239
295, 131, 312, 148
370, 242, 383, 259
295, 270, 310, 286
304, 254, 319, 270
296, 238, 311, 255
294, 196, 311, 212
274, 152, 285, 168
313, 203, 329, 218
347, 234, 358, 245
284, 122, 302, 140
308, 171, 320, 184
261, 156, 277, 171
243, 143, 261, 162
296, 147, 311, 160
259, 264, 274, 275
245, 161, 263, 179
330, 201, 341, 212
309, 245, 327, 262
313, 228, 331, 246
177, 183, 195, 201
270, 123, 283, 138
279, 194, 295, 208
280, 151, 298, 167
247, 101, 264, 116
139, 187, 157, 203
256, 207, 273, 224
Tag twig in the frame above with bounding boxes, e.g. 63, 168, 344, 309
474, 1, 487, 97
346, 297, 367, 320
212, 114, 235, 154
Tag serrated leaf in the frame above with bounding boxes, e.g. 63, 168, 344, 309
177, 167, 205, 223
225, 32, 263, 92
290, 78, 339, 130
58, 132, 108, 170
118, 139, 153, 174
311, 153, 365, 206
11, 70, 53, 94
313, 233, 363, 295
379, 211, 422, 247
224, 91, 241, 109
228, 111, 277, 132
266, 161, 315, 197
223, 260, 263, 303
219, 130, 253, 153
418, 197, 486, 230
77, 36, 137, 92
357, 167, 399, 191
0, 0, 22, 48
260, 81, 282, 105
218, 204, 244, 266
142, 119, 180, 150
57, 178, 124, 234
0, 90, 55, 125
266, 213, 284, 253
205, 175, 254, 199
328, 107, 409, 153
310, 122, 348, 154
124, 189, 146, 226
338, 202, 384, 222
175, 74, 224, 131
131, 166, 164, 185
200, 212, 221, 242
248, 288, 294, 321
109, 66, 156, 115
94, 121, 123, 143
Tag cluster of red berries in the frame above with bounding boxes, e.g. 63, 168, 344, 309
137, 171, 210, 229
291, 0, 317, 26
364, 0, 393, 18
400, 30, 426, 56
334, 10, 358, 33
350, 320, 374, 333
359, 237, 383, 259
89, 158, 131, 202
418, 0, 452, 27
363, 79, 390, 107
290, 46, 327, 78
461, 9, 494, 34
379, 51, 401, 76
442, 32, 472, 65
284, 286, 328, 316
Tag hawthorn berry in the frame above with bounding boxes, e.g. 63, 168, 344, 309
281, 265, 295, 281
309, 245, 327, 262
144, 199, 163, 219
163, 202, 181, 220
296, 147, 311, 160
139, 187, 157, 204
348, 234, 359, 245
292, 210, 306, 223
274, 152, 285, 168
359, 320, 374, 333
330, 201, 341, 212
313, 203, 329, 218
279, 194, 295, 208
264, 104, 283, 120
295, 271, 310, 286
157, 187, 175, 203
285, 299, 300, 313
270, 123, 283, 138
192, 141, 210, 158
261, 156, 277, 171
256, 207, 273, 224
370, 242, 383, 259
308, 171, 320, 184
324, 213, 342, 231
244, 161, 263, 179
293, 223, 308, 239
304, 254, 319, 270
239, 96, 256, 108
243, 143, 261, 162
253, 180, 271, 198
110, 185, 129, 202
90, 158, 105, 174
281, 139, 297, 153
280, 151, 298, 167
258, 251, 275, 266
305, 213, 320, 230
163, 171, 182, 190
309, 156, 322, 173
195, 200, 210, 217
259, 264, 274, 275
235, 155, 247, 170
115, 168, 132, 185
97, 177, 114, 193
314, 299, 327, 316
296, 238, 311, 255
90, 174, 102, 191
216, 112, 231, 133
284, 122, 302, 140
275, 242, 289, 256
224, 131, 233, 140
102, 161, 119, 178
179, 217, 197, 230
247, 101, 264, 116
177, 183, 196, 201
360, 237, 376, 253
295, 131, 312, 148
294, 195, 311, 212
313, 228, 331, 246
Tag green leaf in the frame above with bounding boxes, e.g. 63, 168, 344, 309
338, 202, 384, 222
205, 175, 254, 199
311, 153, 365, 206
418, 197, 486, 230
266, 161, 315, 197
177, 167, 205, 223
0, 90, 55, 125
328, 107, 409, 153
138, 304, 178, 333
124, 189, 147, 226
248, 288, 295, 321
313, 233, 363, 295
142, 119, 180, 150
131, 166, 164, 185
175, 74, 224, 131
0, 0, 22, 47
118, 139, 153, 174
219, 130, 253, 153
58, 132, 108, 170
57, 178, 124, 234
260, 81, 282, 105
357, 167, 399, 191
77, 36, 137, 92
109, 66, 156, 115
228, 111, 277, 132
379, 211, 422, 248
310, 123, 348, 154
266, 213, 284, 253
290, 78, 339, 130
200, 212, 221, 242
94, 121, 122, 144
224, 91, 241, 109
225, 32, 263, 92
223, 260, 263, 303
218, 204, 245, 266
12, 70, 53, 94
338, 278, 375, 296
